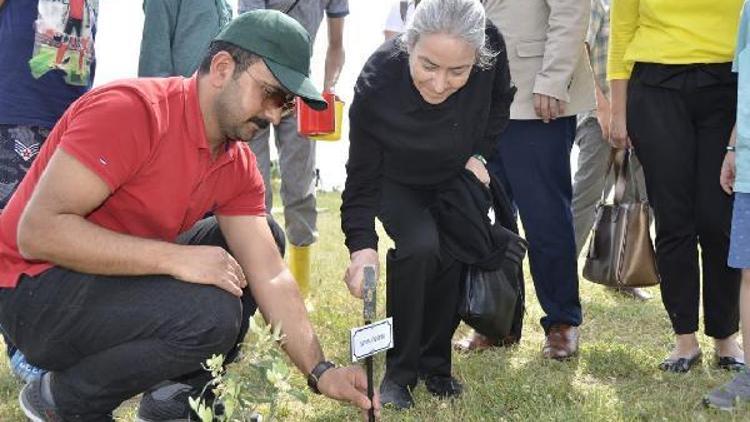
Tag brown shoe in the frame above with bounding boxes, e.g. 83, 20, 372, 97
607, 286, 652, 301
453, 331, 519, 352
542, 324, 579, 360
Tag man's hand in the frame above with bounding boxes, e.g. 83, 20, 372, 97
344, 249, 379, 298
465, 156, 490, 186
167, 245, 246, 297
318, 366, 381, 420
534, 93, 567, 123
721, 151, 736, 195
608, 109, 632, 149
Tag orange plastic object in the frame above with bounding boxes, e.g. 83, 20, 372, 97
296, 91, 335, 136
310, 97, 344, 141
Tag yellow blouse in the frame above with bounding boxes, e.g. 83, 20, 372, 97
608, 0, 744, 79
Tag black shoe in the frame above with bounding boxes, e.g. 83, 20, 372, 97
717, 355, 746, 372
137, 381, 225, 422
658, 351, 702, 373
424, 375, 463, 399
19, 375, 63, 422
379, 378, 414, 410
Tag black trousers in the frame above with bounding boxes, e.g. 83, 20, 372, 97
379, 180, 462, 387
0, 216, 285, 421
627, 62, 740, 338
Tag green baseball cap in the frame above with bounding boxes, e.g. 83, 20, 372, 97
214, 10, 327, 110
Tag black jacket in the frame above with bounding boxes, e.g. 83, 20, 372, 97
340, 23, 516, 253
431, 169, 522, 270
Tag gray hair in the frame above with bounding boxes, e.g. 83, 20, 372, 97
402, 0, 496, 69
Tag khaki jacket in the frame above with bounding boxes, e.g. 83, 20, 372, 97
483, 0, 595, 120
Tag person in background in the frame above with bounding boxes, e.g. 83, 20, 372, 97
0, 0, 99, 384
238, 0, 347, 298
138, 0, 233, 78
571, 0, 650, 301
609, 0, 744, 373
456, 0, 594, 358
383, 0, 419, 41
342, 0, 515, 409
0, 11, 379, 421
705, 3, 750, 408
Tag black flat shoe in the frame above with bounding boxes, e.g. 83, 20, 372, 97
658, 351, 702, 373
379, 377, 414, 410
717, 355, 746, 371
424, 375, 463, 399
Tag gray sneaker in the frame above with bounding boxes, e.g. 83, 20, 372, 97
136, 382, 197, 422
704, 370, 750, 411
18, 376, 62, 422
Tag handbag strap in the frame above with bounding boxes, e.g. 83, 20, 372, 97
602, 148, 642, 205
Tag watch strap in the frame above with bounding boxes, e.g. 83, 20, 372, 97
307, 360, 336, 394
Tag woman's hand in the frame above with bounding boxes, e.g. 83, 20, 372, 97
608, 79, 632, 149
343, 248, 379, 298
721, 151, 736, 195
465, 156, 490, 186
609, 108, 632, 149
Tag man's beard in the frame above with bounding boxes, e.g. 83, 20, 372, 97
249, 117, 270, 130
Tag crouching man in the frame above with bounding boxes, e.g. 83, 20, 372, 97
0, 11, 379, 422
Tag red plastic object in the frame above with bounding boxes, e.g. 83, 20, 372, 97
296, 91, 335, 136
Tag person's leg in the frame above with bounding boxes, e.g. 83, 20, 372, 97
690, 83, 742, 360
627, 66, 701, 363
417, 253, 461, 379
276, 115, 317, 296
572, 117, 613, 255
6, 217, 283, 421
276, 115, 317, 247
488, 118, 581, 333
703, 193, 750, 410
136, 216, 285, 421
2, 268, 244, 421
379, 181, 447, 389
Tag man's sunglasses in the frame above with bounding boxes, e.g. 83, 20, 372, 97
246, 71, 296, 116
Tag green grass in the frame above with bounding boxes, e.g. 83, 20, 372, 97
1, 189, 749, 421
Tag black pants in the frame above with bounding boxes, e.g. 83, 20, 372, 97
0, 216, 285, 421
627, 62, 740, 338
379, 180, 462, 387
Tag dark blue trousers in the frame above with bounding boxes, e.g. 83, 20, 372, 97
488, 117, 582, 331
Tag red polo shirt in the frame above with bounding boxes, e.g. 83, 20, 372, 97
0, 76, 266, 287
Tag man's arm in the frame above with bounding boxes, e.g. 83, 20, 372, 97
324, 17, 346, 92
583, 39, 611, 139
217, 215, 321, 371
17, 149, 246, 296
217, 214, 378, 413
532, 0, 591, 120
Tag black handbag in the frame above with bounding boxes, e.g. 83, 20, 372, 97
458, 231, 527, 339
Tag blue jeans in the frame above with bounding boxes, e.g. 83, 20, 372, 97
488, 117, 582, 331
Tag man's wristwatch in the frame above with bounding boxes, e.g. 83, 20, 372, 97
727, 145, 737, 152
307, 360, 336, 394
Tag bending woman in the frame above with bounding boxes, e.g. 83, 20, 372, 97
340, 0, 515, 409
